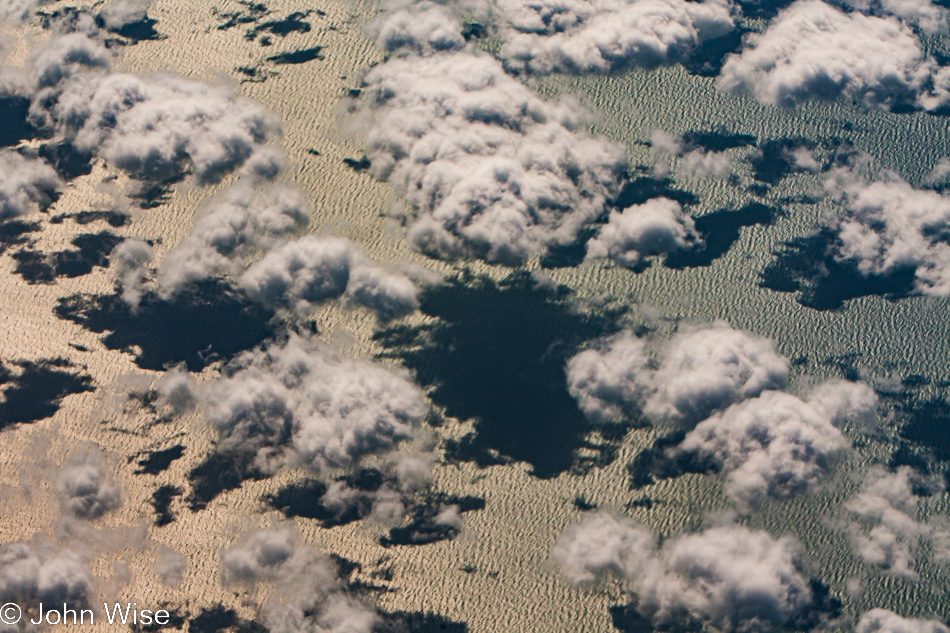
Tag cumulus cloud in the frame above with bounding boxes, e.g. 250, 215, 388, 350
566, 322, 790, 427
221, 528, 377, 633
357, 4, 626, 265
238, 235, 420, 319
678, 390, 850, 507
0, 151, 62, 219
843, 467, 949, 579
806, 379, 879, 431
56, 453, 121, 520
846, 0, 948, 33
719, 1, 936, 109
202, 333, 428, 476
371, 0, 465, 56
643, 322, 790, 425
0, 543, 92, 611
823, 165, 950, 296
585, 197, 703, 268
157, 183, 308, 297
494, 0, 735, 74
555, 516, 819, 632
551, 512, 655, 583
41, 69, 280, 183
856, 609, 950, 633
565, 330, 651, 424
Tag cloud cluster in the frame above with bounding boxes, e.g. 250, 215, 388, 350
39, 63, 280, 183
0, 151, 63, 220
678, 390, 850, 507
555, 515, 818, 632
719, 0, 942, 110
494, 0, 735, 75
0, 544, 92, 612
221, 528, 377, 633
824, 166, 950, 296
358, 2, 627, 265
568, 321, 791, 427
202, 333, 428, 478
585, 197, 702, 268
843, 467, 950, 579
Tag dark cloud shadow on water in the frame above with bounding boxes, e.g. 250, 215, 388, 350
374, 271, 625, 479
13, 231, 124, 284
666, 202, 779, 269
0, 358, 94, 429
54, 280, 278, 371
759, 228, 915, 310
0, 219, 40, 255
0, 96, 38, 148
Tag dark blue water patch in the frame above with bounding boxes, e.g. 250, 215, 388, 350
0, 358, 94, 429
37, 141, 94, 182
759, 228, 916, 310
897, 397, 950, 469
665, 202, 779, 269
49, 210, 130, 227
627, 430, 720, 489
214, 0, 270, 31
343, 156, 371, 172
0, 96, 38, 148
188, 607, 266, 633
375, 611, 468, 633
134, 445, 186, 475
186, 450, 268, 511
54, 280, 278, 371
266, 46, 323, 65
0, 219, 40, 254
245, 10, 312, 42
614, 174, 700, 209
682, 27, 748, 78
610, 604, 655, 633
105, 16, 164, 42
680, 130, 757, 153
151, 484, 182, 526
748, 138, 816, 186
374, 271, 625, 479
380, 494, 486, 547
574, 496, 597, 511
13, 232, 123, 284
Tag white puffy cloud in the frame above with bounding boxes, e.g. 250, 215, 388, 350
846, 0, 948, 33
495, 0, 735, 74
806, 379, 879, 431
824, 166, 950, 296
157, 183, 308, 298
371, 0, 465, 56
0, 151, 62, 219
678, 389, 850, 507
565, 330, 651, 424
551, 511, 655, 583
556, 516, 817, 632
238, 235, 419, 319
202, 333, 428, 476
98, 0, 155, 29
358, 7, 626, 265
856, 609, 950, 633
221, 528, 377, 633
43, 69, 280, 183
0, 544, 92, 610
565, 322, 790, 427
585, 197, 703, 268
719, 1, 934, 109
680, 148, 733, 179
643, 322, 790, 425
843, 467, 949, 579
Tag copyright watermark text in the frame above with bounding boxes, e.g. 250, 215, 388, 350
0, 603, 171, 626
